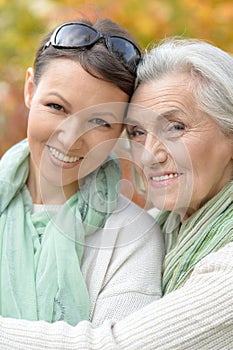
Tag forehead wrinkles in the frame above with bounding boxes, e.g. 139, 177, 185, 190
132, 79, 198, 120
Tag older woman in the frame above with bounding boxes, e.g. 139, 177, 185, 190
0, 38, 232, 349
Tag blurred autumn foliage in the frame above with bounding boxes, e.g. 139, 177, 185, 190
0, 0, 233, 205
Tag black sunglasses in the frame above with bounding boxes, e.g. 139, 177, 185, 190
43, 22, 142, 75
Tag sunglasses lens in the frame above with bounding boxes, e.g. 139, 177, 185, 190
55, 24, 98, 47
108, 37, 141, 69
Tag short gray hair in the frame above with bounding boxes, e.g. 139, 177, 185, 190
137, 38, 233, 136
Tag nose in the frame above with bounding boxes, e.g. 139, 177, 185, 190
56, 115, 85, 150
141, 132, 167, 167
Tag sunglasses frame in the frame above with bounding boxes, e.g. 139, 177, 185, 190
44, 22, 142, 75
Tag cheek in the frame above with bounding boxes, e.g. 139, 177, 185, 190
130, 141, 144, 160
90, 138, 117, 157
129, 143, 145, 180
89, 128, 123, 151
186, 141, 214, 176
167, 139, 195, 172
27, 112, 55, 165
27, 108, 56, 142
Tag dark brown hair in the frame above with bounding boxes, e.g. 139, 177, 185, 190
33, 18, 142, 96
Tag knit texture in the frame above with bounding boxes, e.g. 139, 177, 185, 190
0, 243, 233, 349
0, 195, 164, 349
0, 183, 230, 349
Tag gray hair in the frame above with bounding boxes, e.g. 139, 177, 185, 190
137, 38, 233, 136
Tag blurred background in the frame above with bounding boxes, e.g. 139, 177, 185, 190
1, 0, 233, 206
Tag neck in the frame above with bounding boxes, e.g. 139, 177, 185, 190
26, 159, 79, 205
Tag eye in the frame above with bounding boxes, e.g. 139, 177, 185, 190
171, 122, 185, 131
126, 126, 146, 142
164, 121, 186, 138
89, 118, 111, 128
47, 103, 65, 112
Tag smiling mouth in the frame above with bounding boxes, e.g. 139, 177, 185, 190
150, 173, 181, 181
49, 146, 83, 163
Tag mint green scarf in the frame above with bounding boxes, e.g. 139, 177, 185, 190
0, 139, 121, 325
156, 182, 233, 295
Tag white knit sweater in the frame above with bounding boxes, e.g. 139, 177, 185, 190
1, 241, 233, 349
81, 195, 164, 325
0, 194, 165, 349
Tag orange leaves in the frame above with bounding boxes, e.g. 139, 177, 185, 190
0, 83, 27, 155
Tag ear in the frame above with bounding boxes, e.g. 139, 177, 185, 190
24, 68, 35, 109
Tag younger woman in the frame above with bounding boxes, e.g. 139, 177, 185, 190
0, 18, 163, 327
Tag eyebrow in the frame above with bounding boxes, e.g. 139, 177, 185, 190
90, 111, 121, 121
160, 109, 182, 118
47, 91, 72, 109
126, 108, 183, 126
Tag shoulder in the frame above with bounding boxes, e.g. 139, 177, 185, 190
84, 195, 164, 251
110, 195, 160, 228
107, 195, 162, 244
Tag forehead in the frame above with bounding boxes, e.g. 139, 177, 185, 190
132, 73, 196, 111
127, 73, 200, 128
35, 58, 129, 106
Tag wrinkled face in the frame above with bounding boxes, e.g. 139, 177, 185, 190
25, 58, 128, 198
127, 73, 233, 220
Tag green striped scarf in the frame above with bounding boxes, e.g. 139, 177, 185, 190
156, 182, 233, 294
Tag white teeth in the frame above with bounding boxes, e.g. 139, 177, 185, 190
151, 173, 179, 181
49, 147, 81, 163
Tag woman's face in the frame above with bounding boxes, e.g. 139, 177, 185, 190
25, 58, 128, 200
127, 73, 233, 219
